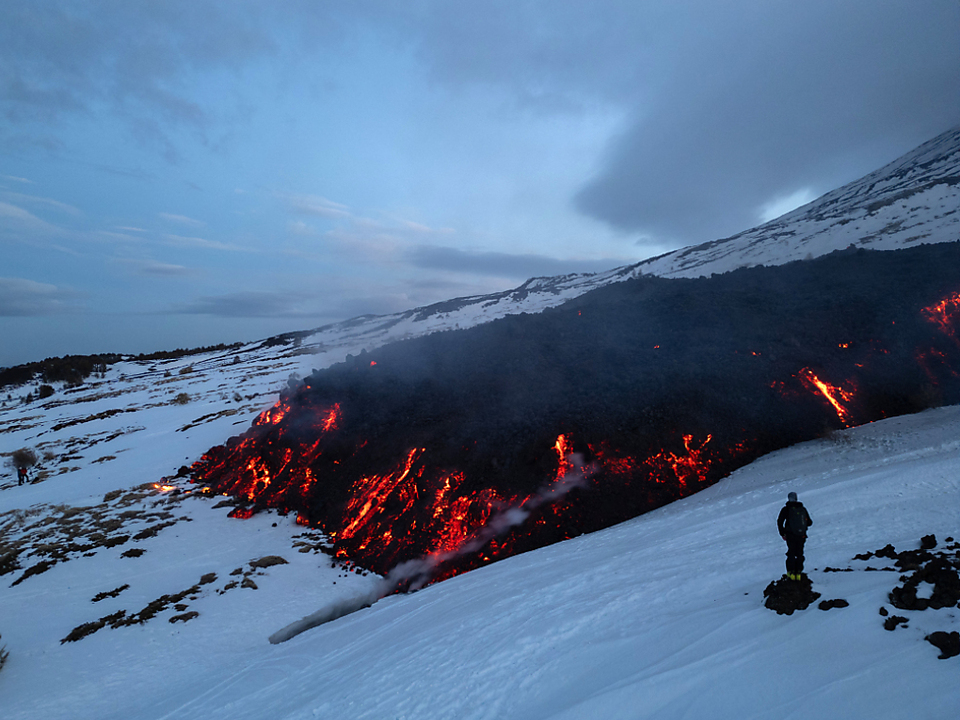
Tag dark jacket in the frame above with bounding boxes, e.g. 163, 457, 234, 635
777, 501, 812, 538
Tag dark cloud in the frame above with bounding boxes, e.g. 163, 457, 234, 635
172, 291, 319, 318
0, 277, 83, 316
4, 1, 957, 250
398, 2, 960, 245
115, 259, 193, 277
407, 245, 626, 279
573, 3, 960, 245
0, 0, 277, 152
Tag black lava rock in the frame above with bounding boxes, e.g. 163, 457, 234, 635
818, 598, 849, 611
925, 631, 959, 659
763, 575, 821, 615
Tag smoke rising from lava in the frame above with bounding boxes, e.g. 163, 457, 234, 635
270, 453, 594, 643
385, 451, 594, 592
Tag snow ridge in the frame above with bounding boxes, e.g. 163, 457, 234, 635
282, 126, 960, 354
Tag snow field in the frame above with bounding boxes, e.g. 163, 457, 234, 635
4, 405, 953, 720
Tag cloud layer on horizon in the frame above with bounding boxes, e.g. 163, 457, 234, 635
1, 1, 958, 365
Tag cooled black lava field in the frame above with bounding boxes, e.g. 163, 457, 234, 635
193, 242, 960, 582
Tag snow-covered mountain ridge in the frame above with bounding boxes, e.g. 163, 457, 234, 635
275, 125, 960, 351
640, 126, 960, 277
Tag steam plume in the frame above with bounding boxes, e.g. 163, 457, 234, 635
268, 454, 593, 643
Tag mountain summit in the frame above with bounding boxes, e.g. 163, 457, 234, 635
278, 126, 960, 352
639, 125, 960, 277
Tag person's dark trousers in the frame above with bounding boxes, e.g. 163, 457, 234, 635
785, 533, 806, 575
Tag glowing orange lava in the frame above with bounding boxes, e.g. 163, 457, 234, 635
797, 367, 856, 426
922, 290, 960, 344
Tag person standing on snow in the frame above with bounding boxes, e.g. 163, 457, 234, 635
777, 491, 812, 580
17, 466, 28, 486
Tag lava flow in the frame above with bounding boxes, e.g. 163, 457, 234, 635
192, 393, 739, 587
797, 367, 858, 426
921, 290, 960, 346
191, 280, 960, 591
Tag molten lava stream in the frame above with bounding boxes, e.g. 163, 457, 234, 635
916, 347, 959, 383
921, 290, 960, 345
797, 367, 857, 426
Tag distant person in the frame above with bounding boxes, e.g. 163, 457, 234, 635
777, 491, 812, 580
17, 466, 28, 486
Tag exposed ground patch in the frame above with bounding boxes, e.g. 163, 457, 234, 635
62, 554, 291, 642
0, 485, 191, 587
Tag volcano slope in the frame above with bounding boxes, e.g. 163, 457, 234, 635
193, 242, 960, 584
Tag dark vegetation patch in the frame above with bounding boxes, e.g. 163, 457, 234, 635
11, 559, 57, 586
132, 521, 179, 540
0, 415, 43, 435
61, 610, 129, 644
63, 552, 293, 641
0, 354, 120, 390
292, 532, 330, 554
51, 408, 139, 432
92, 585, 129, 602
62, 576, 210, 642
0, 343, 242, 391
134, 343, 241, 363
0, 486, 189, 587
248, 555, 288, 569
216, 556, 289, 595
120, 548, 146, 558
177, 407, 241, 433
101, 534, 130, 548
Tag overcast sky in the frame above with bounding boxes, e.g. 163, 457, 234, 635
2, 1, 958, 366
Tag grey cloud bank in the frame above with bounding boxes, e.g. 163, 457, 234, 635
0, 1, 957, 365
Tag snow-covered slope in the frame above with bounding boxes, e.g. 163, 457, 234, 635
640, 126, 960, 277
2, 405, 957, 719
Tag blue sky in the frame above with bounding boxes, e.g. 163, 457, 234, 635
2, 1, 958, 366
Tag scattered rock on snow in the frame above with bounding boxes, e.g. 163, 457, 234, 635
883, 615, 908, 631
889, 557, 960, 611
248, 555, 288, 569
763, 575, 821, 615
818, 598, 849, 611
169, 611, 199, 624
92, 584, 129, 602
925, 631, 959, 660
